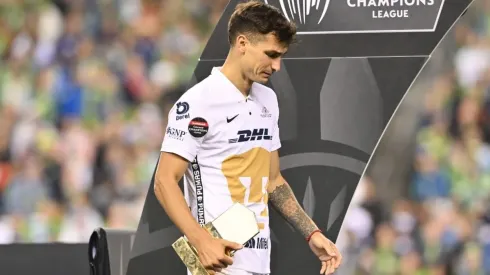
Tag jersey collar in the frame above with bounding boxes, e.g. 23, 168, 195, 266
211, 67, 255, 102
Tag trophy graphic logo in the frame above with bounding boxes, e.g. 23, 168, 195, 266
265, 0, 331, 25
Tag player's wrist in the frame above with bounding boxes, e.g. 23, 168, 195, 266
187, 227, 212, 247
306, 229, 322, 243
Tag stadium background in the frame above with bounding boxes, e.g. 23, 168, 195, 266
0, 0, 489, 274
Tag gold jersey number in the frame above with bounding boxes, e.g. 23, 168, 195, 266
222, 147, 271, 230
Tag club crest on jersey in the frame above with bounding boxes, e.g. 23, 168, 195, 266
176, 101, 190, 120
261, 106, 272, 118
228, 128, 272, 143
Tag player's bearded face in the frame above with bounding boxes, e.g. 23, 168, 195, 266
242, 33, 286, 84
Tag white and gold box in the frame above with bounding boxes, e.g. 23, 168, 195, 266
172, 203, 260, 275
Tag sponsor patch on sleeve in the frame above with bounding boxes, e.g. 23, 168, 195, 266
166, 127, 186, 141
175, 101, 190, 121
188, 117, 209, 138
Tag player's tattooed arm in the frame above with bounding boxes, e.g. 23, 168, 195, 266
267, 150, 318, 238
268, 182, 318, 238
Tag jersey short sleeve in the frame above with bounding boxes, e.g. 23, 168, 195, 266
271, 100, 281, 152
271, 118, 281, 151
161, 99, 209, 162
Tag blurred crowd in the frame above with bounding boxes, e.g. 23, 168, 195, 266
337, 1, 490, 274
0, 0, 228, 243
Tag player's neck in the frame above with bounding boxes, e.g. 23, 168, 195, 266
220, 60, 252, 98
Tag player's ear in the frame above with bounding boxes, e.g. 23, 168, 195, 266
236, 34, 248, 54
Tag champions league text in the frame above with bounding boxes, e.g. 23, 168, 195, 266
347, 0, 435, 18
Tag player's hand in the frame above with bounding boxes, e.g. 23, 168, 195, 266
193, 235, 243, 273
308, 232, 342, 274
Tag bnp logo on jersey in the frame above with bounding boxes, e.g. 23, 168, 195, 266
166, 127, 186, 141
228, 128, 273, 144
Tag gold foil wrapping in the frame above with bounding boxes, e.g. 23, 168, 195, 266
172, 223, 224, 275
172, 203, 259, 275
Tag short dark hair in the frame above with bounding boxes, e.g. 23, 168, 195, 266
228, 0, 297, 47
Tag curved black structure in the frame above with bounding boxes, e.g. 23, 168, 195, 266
89, 228, 136, 275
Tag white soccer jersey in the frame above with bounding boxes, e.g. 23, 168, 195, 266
161, 67, 281, 274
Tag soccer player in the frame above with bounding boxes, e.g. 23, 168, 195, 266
154, 1, 342, 274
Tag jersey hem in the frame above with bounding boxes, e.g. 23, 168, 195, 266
271, 144, 281, 152
228, 262, 271, 274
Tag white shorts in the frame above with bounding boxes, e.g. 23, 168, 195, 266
187, 266, 269, 275
217, 266, 269, 275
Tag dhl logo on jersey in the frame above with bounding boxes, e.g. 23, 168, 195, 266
228, 128, 272, 144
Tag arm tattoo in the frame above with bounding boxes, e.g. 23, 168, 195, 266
268, 183, 318, 238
